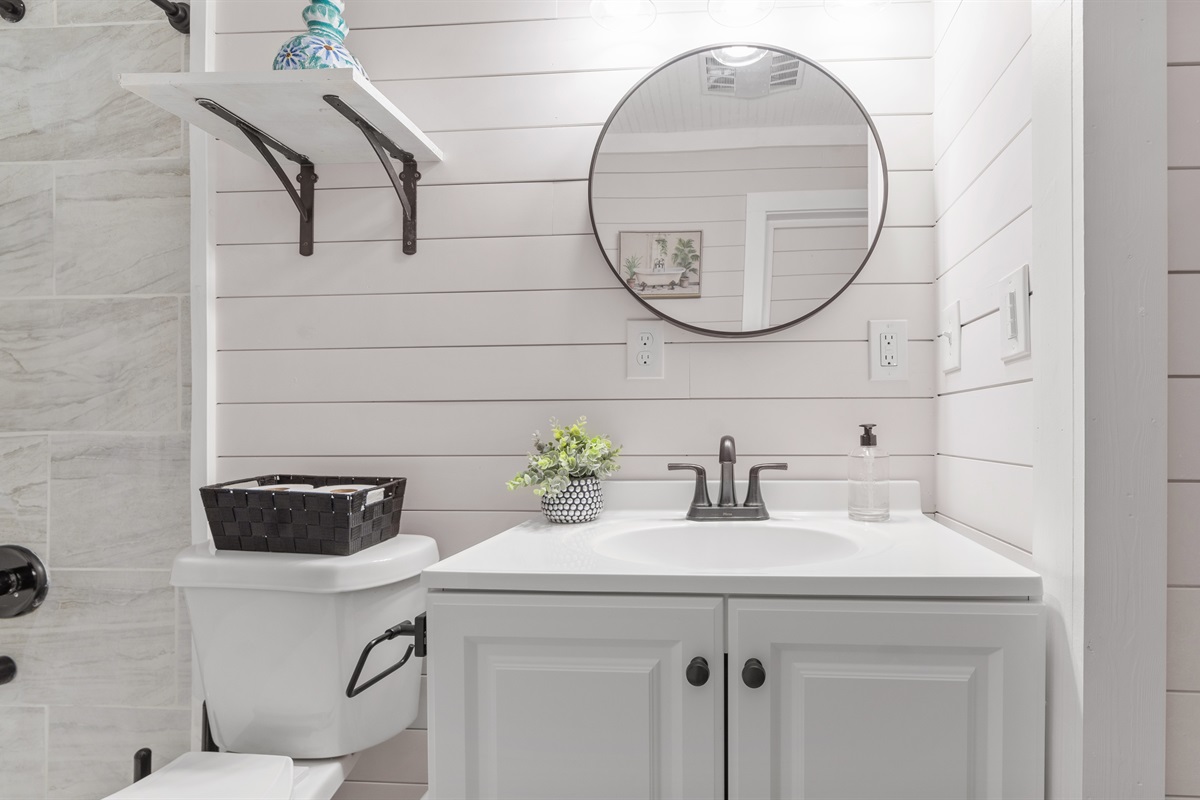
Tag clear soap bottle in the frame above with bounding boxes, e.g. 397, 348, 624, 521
848, 423, 889, 522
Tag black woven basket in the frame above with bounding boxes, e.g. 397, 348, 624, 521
198, 475, 406, 556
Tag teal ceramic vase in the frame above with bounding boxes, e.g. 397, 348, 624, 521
273, 0, 368, 78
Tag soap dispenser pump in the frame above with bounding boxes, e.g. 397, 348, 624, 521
848, 423, 890, 522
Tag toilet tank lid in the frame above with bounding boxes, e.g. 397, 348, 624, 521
171, 534, 440, 593
103, 753, 293, 799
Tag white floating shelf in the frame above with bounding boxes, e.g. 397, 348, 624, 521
119, 68, 443, 165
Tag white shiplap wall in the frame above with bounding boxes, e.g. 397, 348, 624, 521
210, 1, 934, 794
1167, 2, 1200, 796
931, 0, 1033, 566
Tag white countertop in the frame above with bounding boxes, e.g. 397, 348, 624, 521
421, 481, 1042, 599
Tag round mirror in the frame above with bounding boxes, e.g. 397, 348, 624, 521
588, 44, 888, 337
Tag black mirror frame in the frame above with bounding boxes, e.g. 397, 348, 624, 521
587, 43, 890, 338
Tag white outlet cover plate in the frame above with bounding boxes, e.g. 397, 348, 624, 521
626, 319, 664, 379
999, 264, 1031, 363
941, 301, 962, 374
868, 319, 908, 381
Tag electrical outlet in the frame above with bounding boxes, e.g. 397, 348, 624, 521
627, 320, 664, 379
868, 320, 908, 381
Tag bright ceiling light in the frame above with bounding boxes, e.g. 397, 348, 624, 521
590, 0, 657, 32
707, 0, 775, 27
823, 0, 892, 22
711, 46, 768, 68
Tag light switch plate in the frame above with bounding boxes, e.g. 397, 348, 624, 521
999, 264, 1031, 363
941, 301, 962, 373
868, 319, 908, 381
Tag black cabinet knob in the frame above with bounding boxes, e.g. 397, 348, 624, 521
0, 656, 15, 686
686, 656, 710, 687
742, 657, 766, 689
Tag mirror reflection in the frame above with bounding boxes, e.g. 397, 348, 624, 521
589, 45, 887, 336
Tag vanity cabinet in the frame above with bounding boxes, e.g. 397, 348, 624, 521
427, 593, 724, 800
428, 593, 1045, 800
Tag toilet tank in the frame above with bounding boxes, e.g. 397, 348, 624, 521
172, 535, 439, 759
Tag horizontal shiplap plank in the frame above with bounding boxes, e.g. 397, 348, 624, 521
1168, 588, 1200, 691
217, 182, 556, 244
216, 283, 935, 350
1170, 169, 1200, 271
213, 225, 932, 299
934, 512, 1033, 568
216, 126, 603, 191
1169, 0, 1200, 63
1167, 692, 1200, 796
213, 0, 558, 34
214, 174, 928, 247
1170, 380, 1200, 479
934, 43, 1031, 217
937, 305, 1034, 395
1170, 275, 1200, 373
1170, 66, 1200, 167
332, 781, 427, 800
216, 235, 611, 298
935, 126, 1031, 272
347, 730, 428, 785
937, 381, 1033, 465
364, 61, 931, 135
1169, 483, 1200, 586
935, 455, 1033, 552
217, 341, 934, 404
213, 117, 933, 193
217, 5, 933, 79
216, 398, 935, 457
936, 209, 1031, 317
215, 455, 938, 515
933, 0, 1030, 159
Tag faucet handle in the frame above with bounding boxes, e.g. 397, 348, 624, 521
744, 463, 788, 509
668, 463, 712, 509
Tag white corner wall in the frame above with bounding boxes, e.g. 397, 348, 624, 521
207, 1, 936, 794
931, 0, 1034, 564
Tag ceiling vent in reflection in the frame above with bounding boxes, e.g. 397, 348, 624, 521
703, 51, 802, 98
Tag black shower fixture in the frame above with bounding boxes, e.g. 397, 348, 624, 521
149, 0, 190, 33
0, 0, 25, 23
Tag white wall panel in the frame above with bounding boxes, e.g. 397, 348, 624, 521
932, 0, 1031, 159
216, 455, 938, 514
211, 4, 939, 792
1167, 692, 1200, 796
937, 381, 1033, 466
935, 456, 1033, 552
935, 126, 1032, 271
1169, 483, 1200, 587
216, 283, 934, 350
1170, 170, 1200, 270
1168, 588, 1200, 691
1169, 66, 1200, 168
216, 398, 935, 458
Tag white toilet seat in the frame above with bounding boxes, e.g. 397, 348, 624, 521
102, 751, 359, 800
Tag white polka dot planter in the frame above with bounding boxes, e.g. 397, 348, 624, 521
541, 477, 604, 524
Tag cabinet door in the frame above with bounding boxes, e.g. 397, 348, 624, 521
729, 599, 1045, 800
428, 592, 724, 800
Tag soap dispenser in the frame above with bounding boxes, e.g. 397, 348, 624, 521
848, 423, 889, 522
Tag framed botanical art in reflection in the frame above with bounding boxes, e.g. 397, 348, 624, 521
618, 231, 702, 299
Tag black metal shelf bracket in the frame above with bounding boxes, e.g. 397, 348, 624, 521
0, 0, 25, 23
323, 94, 421, 255
197, 98, 317, 256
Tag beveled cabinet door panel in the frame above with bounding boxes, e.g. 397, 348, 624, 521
729, 599, 1045, 800
428, 593, 723, 800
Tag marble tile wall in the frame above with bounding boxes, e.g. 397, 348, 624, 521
0, 2, 191, 797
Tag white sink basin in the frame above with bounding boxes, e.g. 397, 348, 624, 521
591, 521, 863, 571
